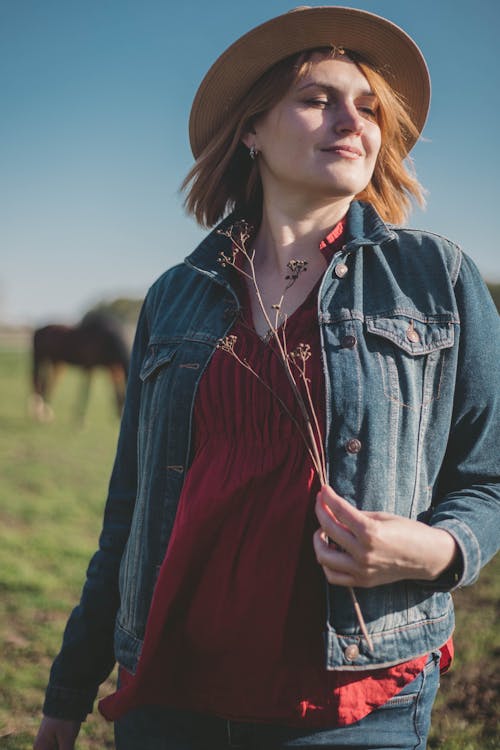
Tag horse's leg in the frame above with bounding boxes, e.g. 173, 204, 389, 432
76, 369, 92, 425
44, 362, 67, 420
31, 347, 47, 420
30, 360, 55, 422
48, 362, 66, 398
109, 364, 126, 416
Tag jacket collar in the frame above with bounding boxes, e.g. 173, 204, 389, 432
184, 213, 237, 287
184, 201, 397, 281
343, 200, 397, 249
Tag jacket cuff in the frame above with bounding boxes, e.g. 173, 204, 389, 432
428, 518, 480, 590
43, 683, 97, 722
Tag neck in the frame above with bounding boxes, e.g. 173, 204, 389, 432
252, 195, 351, 273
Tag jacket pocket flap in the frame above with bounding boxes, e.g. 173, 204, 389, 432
140, 343, 180, 381
366, 316, 455, 355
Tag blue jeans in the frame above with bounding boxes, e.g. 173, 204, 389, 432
113, 652, 440, 749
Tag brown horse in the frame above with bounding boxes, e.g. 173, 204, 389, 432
31, 313, 130, 422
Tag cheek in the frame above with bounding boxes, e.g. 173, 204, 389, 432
368, 125, 382, 160
361, 128, 381, 173
262, 123, 313, 164
273, 108, 321, 143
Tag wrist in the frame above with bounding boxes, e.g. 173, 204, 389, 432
424, 527, 460, 581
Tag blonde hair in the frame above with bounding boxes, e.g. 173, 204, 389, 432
182, 49, 424, 227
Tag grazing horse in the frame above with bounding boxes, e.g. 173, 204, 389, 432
31, 313, 130, 422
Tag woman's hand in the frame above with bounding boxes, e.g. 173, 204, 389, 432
33, 717, 81, 750
313, 485, 459, 588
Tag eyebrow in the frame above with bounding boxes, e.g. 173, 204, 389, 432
297, 81, 376, 98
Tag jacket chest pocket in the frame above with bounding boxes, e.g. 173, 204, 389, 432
138, 342, 182, 432
140, 342, 181, 382
366, 315, 455, 410
138, 338, 214, 438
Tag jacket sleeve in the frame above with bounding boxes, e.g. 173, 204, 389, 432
427, 251, 500, 590
42, 298, 151, 721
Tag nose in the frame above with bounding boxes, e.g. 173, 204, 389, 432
333, 100, 365, 135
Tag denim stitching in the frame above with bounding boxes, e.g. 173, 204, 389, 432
376, 346, 448, 411
414, 653, 439, 748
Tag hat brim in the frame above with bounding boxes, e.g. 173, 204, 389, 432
189, 6, 430, 159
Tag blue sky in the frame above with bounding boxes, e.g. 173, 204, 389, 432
1, 0, 498, 325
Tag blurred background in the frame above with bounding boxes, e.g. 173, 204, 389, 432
0, 1, 498, 748
1, 0, 499, 332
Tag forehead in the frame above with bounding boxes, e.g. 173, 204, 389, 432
294, 52, 373, 92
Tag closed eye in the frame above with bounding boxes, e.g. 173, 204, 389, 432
356, 97, 379, 119
305, 98, 329, 108
358, 105, 377, 119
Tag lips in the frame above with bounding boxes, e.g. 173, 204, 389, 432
321, 144, 363, 158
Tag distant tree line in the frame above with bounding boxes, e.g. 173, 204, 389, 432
88, 283, 500, 328
487, 282, 500, 313
86, 297, 143, 326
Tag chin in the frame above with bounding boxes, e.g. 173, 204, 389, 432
327, 179, 371, 199
312, 180, 365, 200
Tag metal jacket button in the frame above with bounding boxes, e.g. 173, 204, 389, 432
344, 644, 360, 661
341, 335, 357, 349
345, 438, 362, 454
406, 321, 420, 343
334, 263, 348, 278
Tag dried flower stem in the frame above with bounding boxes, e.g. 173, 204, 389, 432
217, 336, 317, 469
290, 346, 327, 485
217, 223, 373, 652
244, 248, 328, 483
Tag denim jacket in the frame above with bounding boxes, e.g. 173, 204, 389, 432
44, 201, 500, 721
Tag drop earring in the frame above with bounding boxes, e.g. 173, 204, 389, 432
249, 145, 258, 160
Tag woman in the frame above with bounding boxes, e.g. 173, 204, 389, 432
35, 7, 500, 750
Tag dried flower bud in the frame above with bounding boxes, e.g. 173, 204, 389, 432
217, 249, 239, 268
285, 259, 308, 282
217, 334, 238, 353
217, 220, 253, 245
290, 343, 312, 362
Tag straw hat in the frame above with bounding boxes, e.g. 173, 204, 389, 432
189, 6, 430, 159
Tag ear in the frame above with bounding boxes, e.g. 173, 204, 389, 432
240, 132, 255, 150
240, 120, 258, 150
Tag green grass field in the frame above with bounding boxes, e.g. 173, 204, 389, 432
0, 346, 498, 749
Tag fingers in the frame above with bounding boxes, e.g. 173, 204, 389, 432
317, 485, 368, 533
313, 528, 358, 586
315, 497, 355, 553
314, 486, 379, 587
315, 485, 370, 553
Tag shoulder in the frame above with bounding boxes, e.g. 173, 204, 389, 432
387, 226, 498, 324
143, 261, 208, 317
387, 225, 463, 287
150, 262, 193, 294
141, 217, 237, 319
